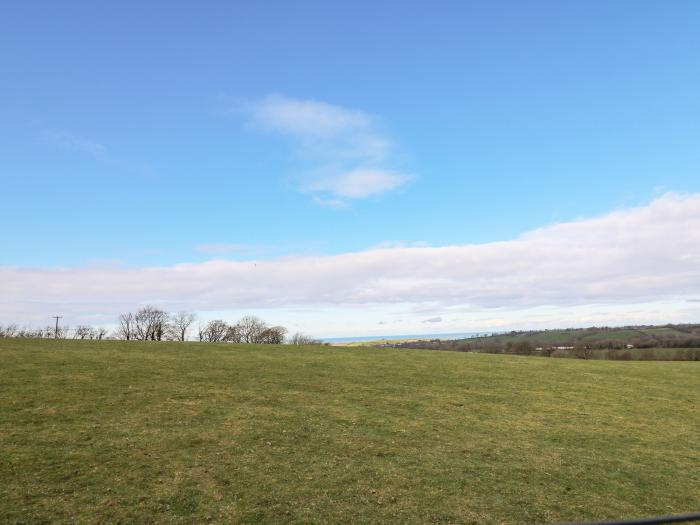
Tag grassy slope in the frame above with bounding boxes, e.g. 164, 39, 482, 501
1, 339, 698, 524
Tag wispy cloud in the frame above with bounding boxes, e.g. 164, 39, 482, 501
37, 125, 155, 178
311, 196, 350, 209
2, 193, 700, 325
304, 168, 408, 199
248, 95, 372, 137
242, 94, 411, 205
422, 317, 443, 323
43, 129, 107, 157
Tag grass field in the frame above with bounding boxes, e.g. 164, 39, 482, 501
1, 339, 698, 524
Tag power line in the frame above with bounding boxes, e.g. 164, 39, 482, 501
52, 316, 63, 339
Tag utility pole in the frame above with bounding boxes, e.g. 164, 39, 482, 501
52, 316, 63, 339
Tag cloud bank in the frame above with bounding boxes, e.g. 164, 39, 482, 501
243, 95, 411, 204
2, 193, 700, 325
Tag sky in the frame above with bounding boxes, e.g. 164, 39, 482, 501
1, 1, 700, 337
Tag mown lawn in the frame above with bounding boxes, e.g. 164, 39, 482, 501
1, 339, 698, 524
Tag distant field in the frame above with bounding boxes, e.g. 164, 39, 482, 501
1, 339, 698, 524
386, 324, 700, 360
340, 337, 423, 347
469, 325, 699, 345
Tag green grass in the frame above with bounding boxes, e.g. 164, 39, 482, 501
1, 339, 698, 524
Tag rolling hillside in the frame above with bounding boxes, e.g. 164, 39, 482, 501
1, 339, 698, 523
389, 324, 700, 360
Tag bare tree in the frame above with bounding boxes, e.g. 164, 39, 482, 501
133, 306, 169, 341
170, 311, 196, 342
202, 320, 229, 342
259, 326, 287, 344
236, 315, 267, 343
74, 325, 94, 340
95, 327, 108, 340
224, 323, 242, 343
55, 325, 69, 339
117, 313, 135, 340
290, 332, 321, 345
0, 324, 18, 338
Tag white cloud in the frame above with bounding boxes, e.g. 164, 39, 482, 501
249, 95, 371, 137
2, 193, 700, 329
243, 95, 410, 203
423, 317, 443, 323
305, 168, 410, 199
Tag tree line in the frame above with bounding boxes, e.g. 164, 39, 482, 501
0, 324, 108, 340
0, 305, 322, 345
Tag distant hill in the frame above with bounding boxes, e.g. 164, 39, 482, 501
388, 323, 700, 360
468, 323, 700, 345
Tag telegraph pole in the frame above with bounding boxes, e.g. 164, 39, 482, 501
52, 316, 63, 339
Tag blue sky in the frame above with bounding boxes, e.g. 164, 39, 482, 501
2, 2, 700, 336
